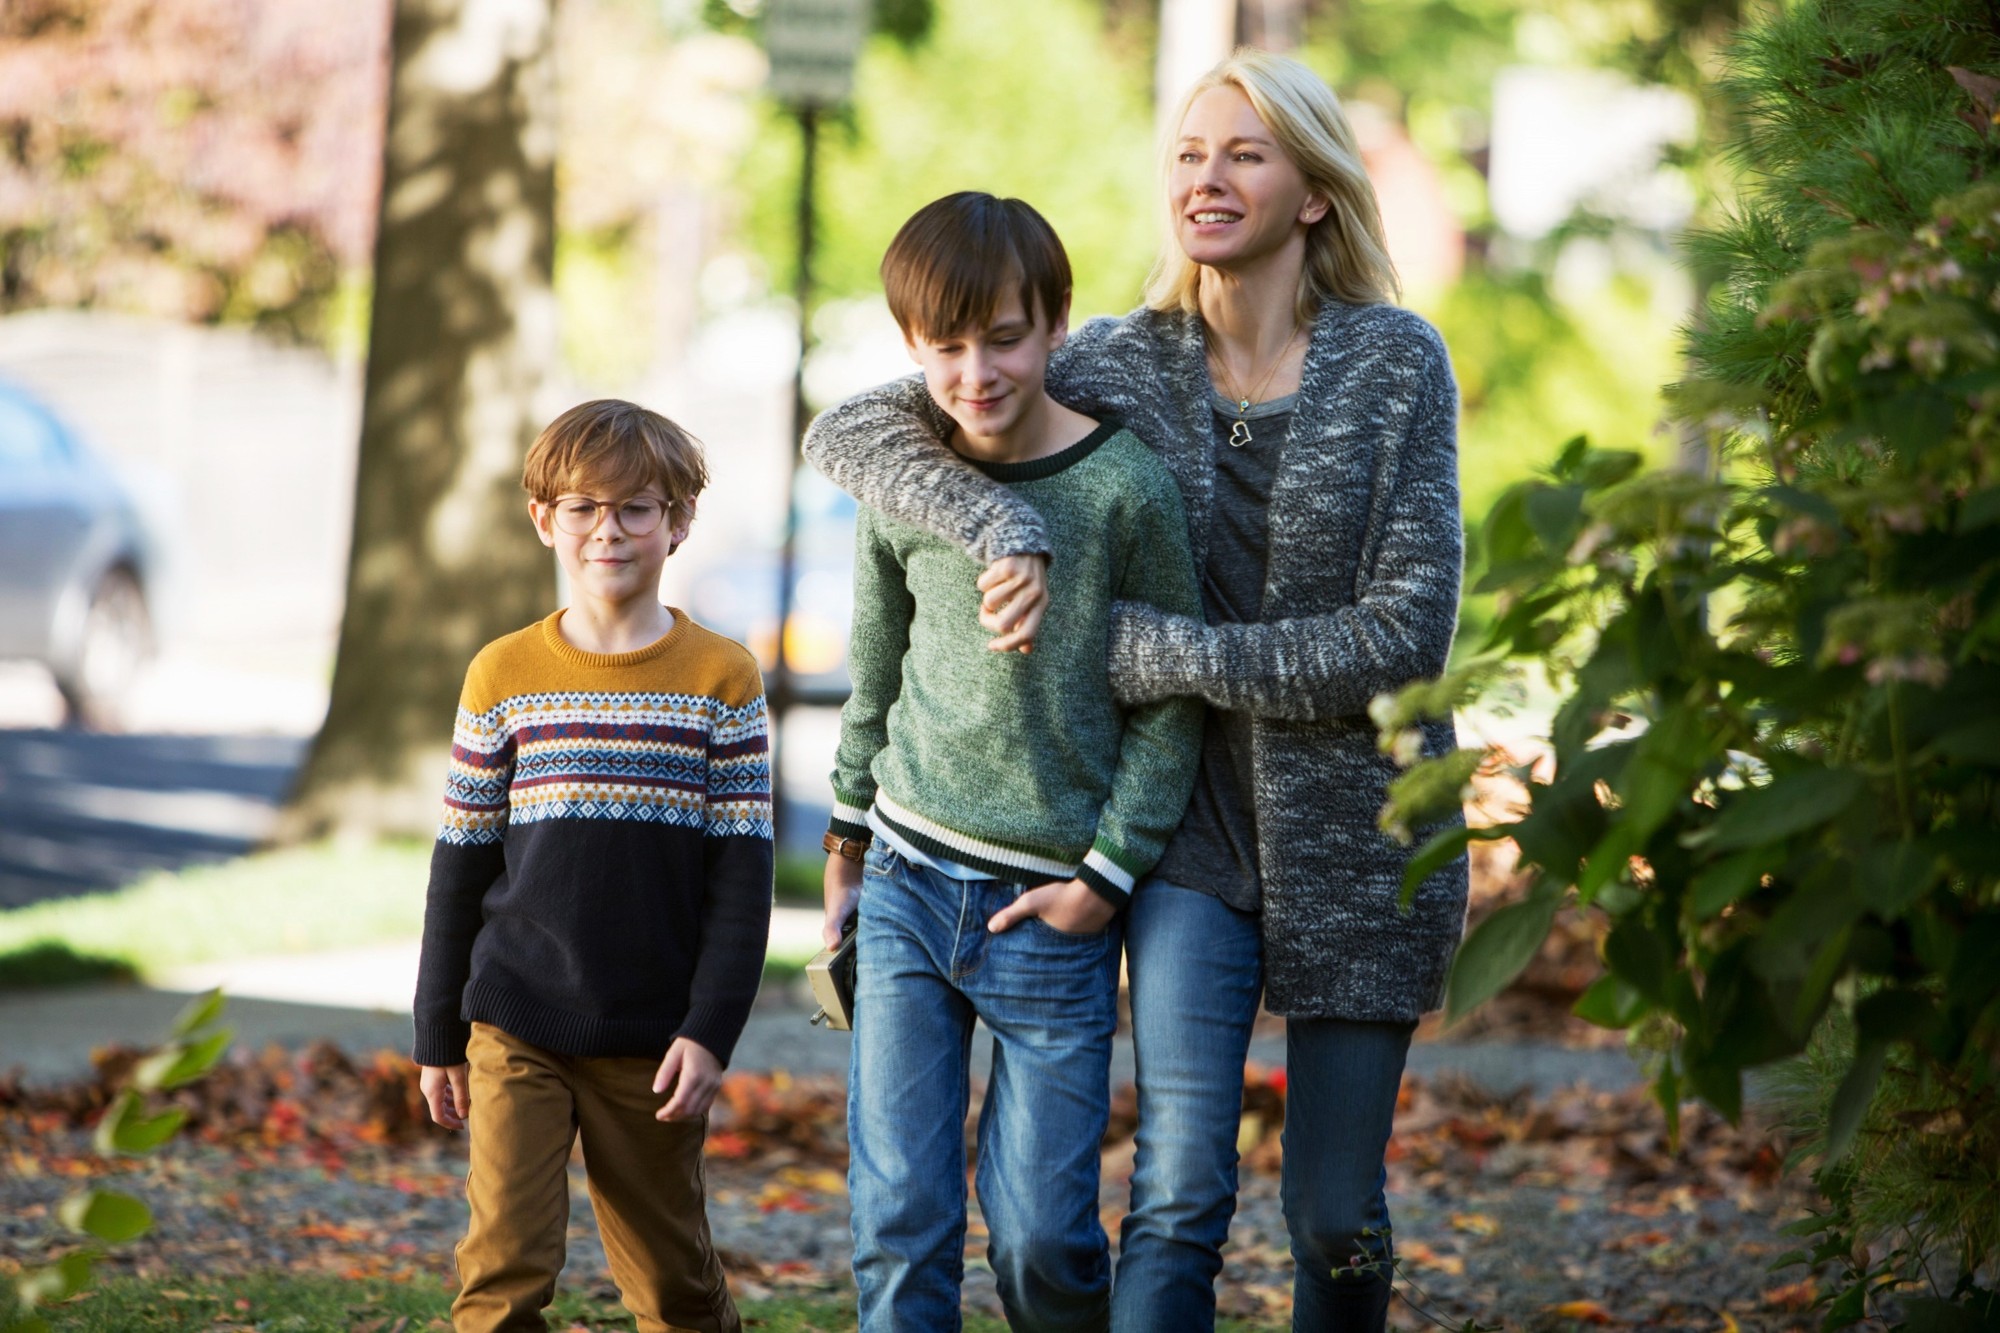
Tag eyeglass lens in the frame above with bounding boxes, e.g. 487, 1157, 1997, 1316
554, 498, 666, 537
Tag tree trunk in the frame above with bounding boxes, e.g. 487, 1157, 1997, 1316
1156, 0, 1238, 135
1238, 0, 1302, 52
280, 0, 559, 842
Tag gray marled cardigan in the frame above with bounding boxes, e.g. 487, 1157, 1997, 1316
804, 299, 1469, 1022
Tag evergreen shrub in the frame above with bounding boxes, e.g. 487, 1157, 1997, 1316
1376, 1, 2000, 1322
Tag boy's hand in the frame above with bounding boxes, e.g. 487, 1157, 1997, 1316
420, 1063, 470, 1130
653, 1037, 723, 1121
978, 554, 1048, 654
823, 851, 863, 949
987, 878, 1117, 936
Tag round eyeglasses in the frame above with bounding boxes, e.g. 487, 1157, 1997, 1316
550, 495, 668, 538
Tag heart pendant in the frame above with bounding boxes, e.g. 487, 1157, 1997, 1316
1228, 418, 1253, 448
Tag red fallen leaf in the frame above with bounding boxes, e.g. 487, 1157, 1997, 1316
705, 1131, 754, 1159
1762, 1279, 1817, 1311
1547, 1299, 1617, 1323
294, 1221, 371, 1242
1603, 1229, 1671, 1252
755, 1188, 815, 1214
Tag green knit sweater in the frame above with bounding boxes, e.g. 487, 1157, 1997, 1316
829, 421, 1203, 903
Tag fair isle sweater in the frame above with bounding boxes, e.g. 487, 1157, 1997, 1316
805, 301, 1469, 1023
412, 610, 773, 1068
829, 423, 1204, 905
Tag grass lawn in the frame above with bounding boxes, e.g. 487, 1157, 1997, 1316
0, 842, 828, 987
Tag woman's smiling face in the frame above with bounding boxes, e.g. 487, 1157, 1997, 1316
1170, 83, 1326, 273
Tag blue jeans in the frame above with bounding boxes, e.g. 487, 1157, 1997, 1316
1110, 878, 1415, 1333
1283, 1016, 1414, 1331
847, 844, 1122, 1333
1112, 878, 1262, 1332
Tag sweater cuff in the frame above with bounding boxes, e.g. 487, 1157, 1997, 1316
673, 1000, 752, 1069
1108, 601, 1209, 707
968, 513, 1054, 567
828, 791, 873, 843
1076, 843, 1142, 906
412, 1020, 471, 1068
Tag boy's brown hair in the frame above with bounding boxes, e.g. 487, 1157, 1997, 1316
522, 399, 708, 521
880, 191, 1072, 342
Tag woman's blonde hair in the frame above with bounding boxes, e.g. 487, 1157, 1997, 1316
1143, 49, 1400, 323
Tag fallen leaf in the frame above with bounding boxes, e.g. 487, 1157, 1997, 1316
1398, 1240, 1466, 1275
1547, 1299, 1617, 1323
1451, 1211, 1500, 1236
1762, 1278, 1817, 1310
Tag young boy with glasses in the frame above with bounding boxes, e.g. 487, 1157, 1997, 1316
820, 192, 1204, 1330
413, 399, 770, 1333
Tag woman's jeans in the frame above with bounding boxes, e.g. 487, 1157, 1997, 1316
1112, 878, 1415, 1333
848, 845, 1122, 1333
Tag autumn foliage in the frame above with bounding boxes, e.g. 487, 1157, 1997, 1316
0, 0, 389, 338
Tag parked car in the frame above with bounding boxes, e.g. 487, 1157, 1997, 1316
0, 379, 156, 729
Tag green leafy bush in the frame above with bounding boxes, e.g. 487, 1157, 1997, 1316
2, 992, 232, 1332
1377, 0, 2000, 1321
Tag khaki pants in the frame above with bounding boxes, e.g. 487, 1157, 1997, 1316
452, 1022, 740, 1333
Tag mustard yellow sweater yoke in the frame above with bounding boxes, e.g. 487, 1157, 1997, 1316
412, 610, 773, 1067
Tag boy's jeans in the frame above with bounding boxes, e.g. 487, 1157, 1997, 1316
848, 844, 1121, 1333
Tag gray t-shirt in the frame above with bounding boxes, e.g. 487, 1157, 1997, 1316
1151, 390, 1294, 912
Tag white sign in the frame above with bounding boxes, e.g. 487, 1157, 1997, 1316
765, 0, 871, 108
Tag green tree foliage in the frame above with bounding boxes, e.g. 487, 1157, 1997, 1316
1378, 0, 2000, 1318
731, 0, 1157, 320
1, 992, 231, 1332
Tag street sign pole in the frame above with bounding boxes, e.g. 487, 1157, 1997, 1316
764, 0, 868, 847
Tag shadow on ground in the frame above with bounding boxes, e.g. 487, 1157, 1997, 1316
0, 730, 305, 908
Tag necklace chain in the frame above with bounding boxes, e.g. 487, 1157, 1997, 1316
1210, 324, 1301, 449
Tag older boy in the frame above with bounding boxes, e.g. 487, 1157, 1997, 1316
820, 192, 1203, 1332
414, 399, 771, 1333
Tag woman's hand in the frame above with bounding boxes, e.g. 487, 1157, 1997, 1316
419, 1063, 470, 1130
823, 851, 863, 949
987, 878, 1117, 936
654, 1037, 723, 1121
978, 554, 1049, 654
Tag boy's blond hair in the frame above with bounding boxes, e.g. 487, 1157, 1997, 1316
522, 399, 708, 521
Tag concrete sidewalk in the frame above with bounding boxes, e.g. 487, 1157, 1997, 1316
2, 920, 1644, 1096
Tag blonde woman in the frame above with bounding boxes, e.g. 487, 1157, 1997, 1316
806, 51, 1468, 1333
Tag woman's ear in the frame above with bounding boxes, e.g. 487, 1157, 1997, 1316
1301, 193, 1330, 225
